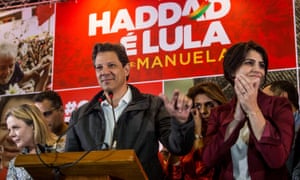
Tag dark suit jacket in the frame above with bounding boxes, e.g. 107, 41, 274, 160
203, 91, 294, 180
65, 84, 194, 180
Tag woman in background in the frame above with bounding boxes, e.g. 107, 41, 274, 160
159, 81, 227, 179
5, 104, 57, 179
0, 94, 34, 179
202, 41, 294, 179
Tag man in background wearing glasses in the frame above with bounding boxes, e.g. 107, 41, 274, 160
34, 90, 68, 151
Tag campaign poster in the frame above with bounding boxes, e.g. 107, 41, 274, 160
54, 0, 297, 91
0, 5, 55, 96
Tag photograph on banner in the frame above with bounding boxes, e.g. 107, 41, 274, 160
57, 81, 163, 123
54, 0, 297, 90
163, 69, 298, 101
0, 5, 55, 96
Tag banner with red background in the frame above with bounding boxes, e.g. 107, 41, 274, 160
54, 0, 296, 91
0, 0, 296, 123
53, 0, 297, 121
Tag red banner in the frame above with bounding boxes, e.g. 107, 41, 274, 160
54, 0, 296, 90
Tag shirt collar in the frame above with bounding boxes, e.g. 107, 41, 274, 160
101, 86, 132, 107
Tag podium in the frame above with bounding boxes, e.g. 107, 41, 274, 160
14, 149, 148, 180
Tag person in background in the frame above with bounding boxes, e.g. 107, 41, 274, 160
0, 123, 19, 180
292, 130, 300, 179
0, 42, 50, 95
0, 94, 34, 179
33, 90, 68, 137
33, 90, 68, 152
202, 41, 294, 179
159, 81, 227, 179
263, 80, 300, 132
262, 80, 300, 178
64, 42, 195, 180
5, 104, 57, 179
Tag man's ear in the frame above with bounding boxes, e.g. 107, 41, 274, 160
124, 63, 130, 77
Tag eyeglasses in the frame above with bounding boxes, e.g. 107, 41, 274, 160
42, 107, 58, 117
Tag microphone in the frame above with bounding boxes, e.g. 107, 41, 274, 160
54, 91, 107, 152
108, 91, 113, 99
34, 91, 111, 178
51, 91, 112, 172
98, 93, 107, 103
108, 91, 118, 149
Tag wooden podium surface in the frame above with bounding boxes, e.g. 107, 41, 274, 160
14, 149, 148, 180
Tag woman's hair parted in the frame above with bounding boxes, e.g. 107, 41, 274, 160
223, 40, 269, 85
5, 103, 56, 146
187, 81, 227, 106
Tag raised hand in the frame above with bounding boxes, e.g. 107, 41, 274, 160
234, 74, 260, 114
159, 89, 193, 124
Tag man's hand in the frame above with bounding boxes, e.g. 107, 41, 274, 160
159, 89, 193, 124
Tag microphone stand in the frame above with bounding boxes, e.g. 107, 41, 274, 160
54, 92, 107, 152
34, 91, 110, 179
108, 91, 117, 149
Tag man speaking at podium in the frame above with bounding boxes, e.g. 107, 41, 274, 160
65, 42, 195, 180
